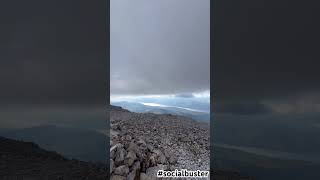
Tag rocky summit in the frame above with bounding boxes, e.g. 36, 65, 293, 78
110, 105, 210, 179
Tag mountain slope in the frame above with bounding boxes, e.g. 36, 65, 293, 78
110, 105, 210, 179
0, 136, 108, 180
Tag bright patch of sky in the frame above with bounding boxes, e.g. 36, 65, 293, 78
110, 90, 210, 103
110, 90, 210, 112
140, 102, 208, 113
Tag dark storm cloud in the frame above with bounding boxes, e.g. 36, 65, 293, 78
0, 0, 107, 106
175, 93, 195, 98
214, 102, 272, 115
213, 0, 320, 105
111, 0, 210, 96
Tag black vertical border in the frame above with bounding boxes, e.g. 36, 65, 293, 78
106, 0, 111, 176
210, 0, 215, 178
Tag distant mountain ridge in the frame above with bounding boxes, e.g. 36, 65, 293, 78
112, 101, 210, 121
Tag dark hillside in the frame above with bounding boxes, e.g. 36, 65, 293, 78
0, 136, 108, 180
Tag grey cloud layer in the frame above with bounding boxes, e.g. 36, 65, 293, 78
214, 0, 320, 105
0, 0, 107, 106
111, 0, 210, 95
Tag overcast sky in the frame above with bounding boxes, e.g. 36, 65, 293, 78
111, 0, 210, 97
0, 0, 107, 107
214, 0, 320, 115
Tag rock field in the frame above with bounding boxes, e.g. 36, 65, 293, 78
110, 105, 210, 180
